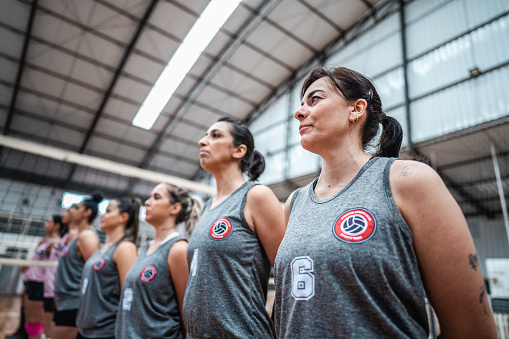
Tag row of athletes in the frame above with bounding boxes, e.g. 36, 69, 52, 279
15, 66, 498, 339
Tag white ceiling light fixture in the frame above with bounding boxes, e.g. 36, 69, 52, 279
133, 0, 243, 130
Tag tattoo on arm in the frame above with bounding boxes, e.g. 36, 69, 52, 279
469, 254, 479, 270
479, 285, 489, 315
398, 165, 411, 177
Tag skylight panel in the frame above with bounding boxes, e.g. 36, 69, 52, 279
132, 0, 242, 130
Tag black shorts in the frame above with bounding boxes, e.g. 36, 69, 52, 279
43, 297, 56, 312
25, 281, 44, 301
53, 308, 78, 327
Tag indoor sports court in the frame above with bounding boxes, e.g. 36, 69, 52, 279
1, 0, 508, 338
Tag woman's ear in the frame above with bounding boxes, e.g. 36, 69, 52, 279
169, 202, 182, 216
349, 99, 368, 122
232, 144, 247, 160
84, 207, 92, 219
120, 212, 129, 224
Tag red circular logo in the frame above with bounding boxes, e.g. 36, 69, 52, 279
209, 218, 233, 240
333, 209, 376, 243
140, 265, 157, 282
92, 258, 106, 271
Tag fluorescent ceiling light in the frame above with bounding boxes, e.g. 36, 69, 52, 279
133, 0, 242, 130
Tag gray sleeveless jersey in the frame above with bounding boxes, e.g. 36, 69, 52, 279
274, 157, 429, 338
54, 231, 98, 311
76, 238, 130, 337
183, 182, 274, 339
115, 233, 185, 339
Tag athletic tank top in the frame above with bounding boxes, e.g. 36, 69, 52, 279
183, 182, 274, 339
24, 239, 51, 283
274, 157, 429, 338
54, 230, 98, 311
76, 238, 131, 338
115, 233, 185, 339
45, 233, 69, 298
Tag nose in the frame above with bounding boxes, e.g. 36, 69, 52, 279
198, 135, 207, 147
145, 198, 150, 206
294, 106, 308, 121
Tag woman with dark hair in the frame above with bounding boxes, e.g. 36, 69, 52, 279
116, 183, 202, 339
183, 117, 285, 338
76, 197, 141, 339
273, 67, 497, 338
13, 214, 67, 339
42, 214, 68, 339
53, 191, 104, 339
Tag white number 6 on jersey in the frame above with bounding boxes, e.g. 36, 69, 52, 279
291, 256, 315, 300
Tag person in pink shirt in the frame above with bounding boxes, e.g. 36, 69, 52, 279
42, 214, 68, 339
22, 214, 66, 339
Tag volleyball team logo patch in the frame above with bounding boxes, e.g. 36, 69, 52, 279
209, 218, 233, 240
333, 208, 376, 243
93, 258, 106, 271
140, 265, 157, 282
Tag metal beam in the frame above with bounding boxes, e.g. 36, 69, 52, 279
399, 0, 412, 151
4, 0, 37, 135
244, 0, 396, 126
78, 0, 158, 154
0, 134, 215, 195
138, 0, 280, 170
297, 0, 344, 34
413, 148, 496, 219
490, 142, 509, 244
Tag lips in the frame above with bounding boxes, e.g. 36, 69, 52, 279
299, 124, 311, 134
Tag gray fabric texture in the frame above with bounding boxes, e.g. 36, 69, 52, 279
274, 157, 428, 338
183, 181, 274, 339
54, 231, 98, 311
115, 233, 185, 339
76, 238, 130, 338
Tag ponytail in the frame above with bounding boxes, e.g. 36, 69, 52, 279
246, 150, 265, 181
117, 197, 141, 244
83, 190, 104, 223
163, 184, 204, 239
181, 196, 203, 239
376, 115, 403, 158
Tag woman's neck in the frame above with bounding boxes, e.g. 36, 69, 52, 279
315, 148, 371, 199
211, 166, 245, 202
152, 222, 178, 242
77, 220, 91, 232
105, 225, 126, 245
48, 231, 60, 239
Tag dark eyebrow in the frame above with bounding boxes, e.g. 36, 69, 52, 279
206, 128, 223, 135
301, 89, 326, 106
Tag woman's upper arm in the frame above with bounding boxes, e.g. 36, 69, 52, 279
168, 241, 189, 323
391, 160, 497, 338
77, 229, 99, 262
114, 241, 137, 289
246, 185, 286, 266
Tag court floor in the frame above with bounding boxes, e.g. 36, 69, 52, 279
0, 295, 21, 339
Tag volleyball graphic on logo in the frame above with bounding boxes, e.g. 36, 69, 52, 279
333, 208, 376, 243
343, 215, 367, 234
209, 218, 233, 240
140, 265, 157, 282
93, 258, 106, 271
